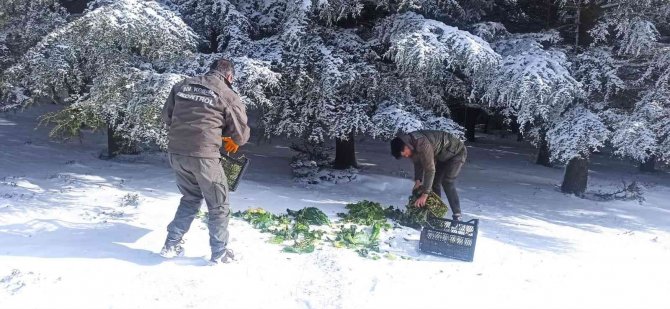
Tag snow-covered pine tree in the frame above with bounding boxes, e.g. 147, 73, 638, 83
476, 0, 668, 194
1, 0, 279, 156
587, 0, 670, 171
3, 0, 665, 191
1, 0, 508, 171
362, 10, 499, 165
167, 0, 281, 120
606, 49, 670, 170
261, 7, 500, 170
168, 0, 251, 55
262, 5, 377, 169
1, 0, 197, 154
0, 0, 68, 108
475, 21, 614, 195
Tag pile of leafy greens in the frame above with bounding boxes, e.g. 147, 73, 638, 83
233, 207, 328, 253
230, 194, 450, 259
385, 192, 449, 228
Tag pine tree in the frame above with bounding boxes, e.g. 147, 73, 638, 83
1, 0, 199, 154
1, 0, 667, 189
588, 0, 670, 171
0, 0, 68, 72
474, 0, 668, 194
262, 5, 501, 170
0, 0, 69, 110
1, 0, 279, 155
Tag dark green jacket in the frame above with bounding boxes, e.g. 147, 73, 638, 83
398, 130, 465, 194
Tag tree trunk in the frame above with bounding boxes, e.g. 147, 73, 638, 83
58, 0, 90, 14
545, 0, 553, 28
207, 27, 219, 53
104, 124, 138, 159
333, 131, 358, 169
464, 107, 480, 142
561, 156, 589, 196
536, 132, 552, 167
639, 155, 656, 172
107, 125, 122, 159
574, 0, 581, 50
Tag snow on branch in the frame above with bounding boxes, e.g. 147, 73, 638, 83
376, 0, 491, 22
591, 16, 659, 56
170, 0, 251, 56
469, 21, 509, 42
372, 100, 464, 139
316, 0, 364, 24
640, 47, 670, 88
610, 118, 658, 162
0, 0, 67, 71
97, 70, 185, 149
1, 0, 198, 107
479, 33, 582, 128
491, 30, 562, 56
280, 0, 313, 48
547, 106, 609, 162
263, 29, 376, 143
573, 47, 624, 102
232, 56, 281, 108
636, 90, 670, 160
40, 68, 185, 149
377, 12, 501, 79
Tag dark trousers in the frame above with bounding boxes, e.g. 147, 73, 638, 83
431, 148, 467, 215
166, 153, 230, 254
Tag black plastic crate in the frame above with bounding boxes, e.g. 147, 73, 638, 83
419, 216, 479, 262
220, 153, 250, 192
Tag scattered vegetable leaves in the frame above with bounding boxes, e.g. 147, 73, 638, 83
338, 200, 387, 226
333, 223, 382, 257
233, 195, 447, 260
287, 207, 330, 225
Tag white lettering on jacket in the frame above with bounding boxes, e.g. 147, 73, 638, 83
176, 92, 214, 106
181, 85, 217, 97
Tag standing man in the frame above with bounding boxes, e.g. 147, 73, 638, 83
390, 130, 466, 221
160, 59, 249, 264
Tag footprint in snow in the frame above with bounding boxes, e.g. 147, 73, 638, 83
1, 269, 48, 296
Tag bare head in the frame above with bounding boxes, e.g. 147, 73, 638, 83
391, 137, 412, 159
210, 59, 235, 84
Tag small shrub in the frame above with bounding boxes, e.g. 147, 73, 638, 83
119, 193, 140, 207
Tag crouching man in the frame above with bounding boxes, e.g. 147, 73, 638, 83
391, 130, 466, 221
160, 59, 249, 264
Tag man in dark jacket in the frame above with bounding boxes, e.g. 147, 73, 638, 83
390, 130, 466, 221
160, 59, 250, 264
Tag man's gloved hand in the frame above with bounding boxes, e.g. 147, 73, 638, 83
222, 137, 239, 153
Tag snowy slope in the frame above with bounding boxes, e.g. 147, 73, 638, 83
1, 107, 670, 309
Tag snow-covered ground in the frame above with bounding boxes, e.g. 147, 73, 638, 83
1, 107, 669, 309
